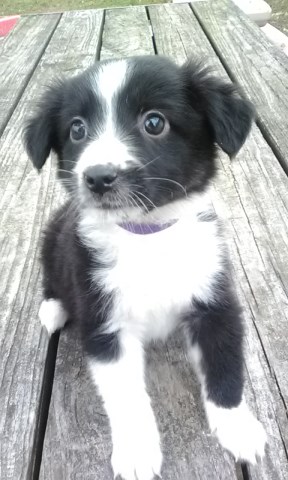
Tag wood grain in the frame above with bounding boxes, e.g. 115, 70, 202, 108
0, 10, 103, 480
149, 3, 288, 479
101, 6, 154, 59
191, 0, 288, 173
0, 14, 60, 135
39, 6, 238, 480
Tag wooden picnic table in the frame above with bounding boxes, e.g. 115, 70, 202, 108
1, 1, 288, 479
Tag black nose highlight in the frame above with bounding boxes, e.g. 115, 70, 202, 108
84, 164, 118, 194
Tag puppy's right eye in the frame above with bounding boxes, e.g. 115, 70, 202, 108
144, 113, 165, 136
70, 119, 86, 142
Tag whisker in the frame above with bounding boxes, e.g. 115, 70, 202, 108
130, 191, 149, 214
127, 193, 139, 209
54, 197, 80, 225
143, 177, 187, 196
129, 183, 171, 194
133, 190, 157, 210
125, 194, 137, 212
136, 155, 161, 171
59, 177, 76, 183
58, 168, 77, 174
61, 159, 77, 165
59, 178, 77, 188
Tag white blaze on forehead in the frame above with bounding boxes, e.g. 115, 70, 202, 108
98, 59, 128, 108
75, 59, 139, 174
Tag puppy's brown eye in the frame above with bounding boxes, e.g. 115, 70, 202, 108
144, 113, 166, 136
70, 119, 86, 142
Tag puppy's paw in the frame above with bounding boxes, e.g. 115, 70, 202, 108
111, 426, 162, 480
39, 299, 68, 336
205, 399, 267, 464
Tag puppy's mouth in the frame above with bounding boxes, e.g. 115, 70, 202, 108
81, 184, 154, 213
91, 191, 127, 210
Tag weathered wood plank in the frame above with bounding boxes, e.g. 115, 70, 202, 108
39, 6, 239, 480
191, 0, 288, 173
0, 10, 103, 480
0, 14, 60, 136
149, 3, 288, 479
101, 6, 154, 59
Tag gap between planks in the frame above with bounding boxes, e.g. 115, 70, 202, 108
145, 6, 159, 55
27, 333, 60, 480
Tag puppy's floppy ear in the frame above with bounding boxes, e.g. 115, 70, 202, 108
182, 61, 255, 157
24, 81, 63, 170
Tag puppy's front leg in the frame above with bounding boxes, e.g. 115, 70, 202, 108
88, 334, 162, 480
186, 287, 267, 464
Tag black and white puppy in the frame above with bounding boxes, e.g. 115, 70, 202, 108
24, 56, 267, 480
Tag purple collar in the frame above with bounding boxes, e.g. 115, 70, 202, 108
118, 219, 178, 235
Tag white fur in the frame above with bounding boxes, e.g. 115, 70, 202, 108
39, 298, 68, 336
97, 60, 128, 108
188, 343, 267, 463
78, 194, 224, 343
205, 399, 267, 463
88, 334, 162, 480
74, 135, 136, 175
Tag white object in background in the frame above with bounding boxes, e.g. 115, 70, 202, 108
232, 0, 272, 27
261, 23, 288, 56
172, 0, 204, 3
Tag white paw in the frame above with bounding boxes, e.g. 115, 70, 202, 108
39, 299, 68, 336
205, 399, 267, 464
111, 426, 162, 480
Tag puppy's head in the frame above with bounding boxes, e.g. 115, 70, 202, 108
24, 56, 254, 218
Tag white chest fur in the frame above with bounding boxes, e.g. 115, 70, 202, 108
79, 202, 224, 343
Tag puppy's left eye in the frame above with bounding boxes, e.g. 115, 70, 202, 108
70, 118, 87, 142
143, 112, 167, 136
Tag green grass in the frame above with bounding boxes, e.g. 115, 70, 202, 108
0, 0, 167, 16
270, 0, 288, 35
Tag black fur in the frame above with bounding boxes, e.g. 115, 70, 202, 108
181, 61, 255, 157
41, 202, 120, 361
185, 275, 244, 408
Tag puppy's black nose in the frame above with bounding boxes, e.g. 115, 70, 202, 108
84, 164, 117, 194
